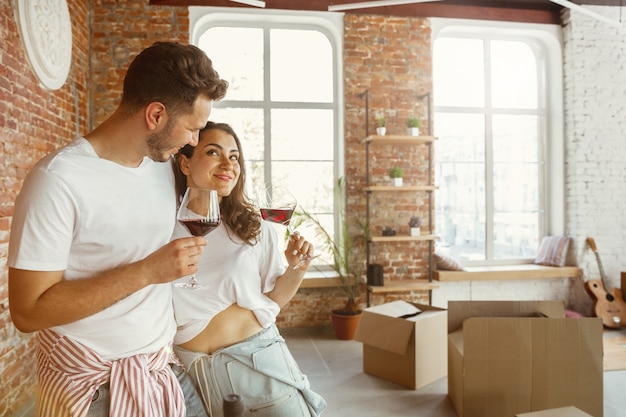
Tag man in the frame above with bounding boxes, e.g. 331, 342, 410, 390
7, 42, 228, 417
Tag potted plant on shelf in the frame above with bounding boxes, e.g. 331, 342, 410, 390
375, 112, 386, 136
389, 166, 403, 186
295, 178, 366, 340
409, 215, 422, 237
407, 116, 421, 136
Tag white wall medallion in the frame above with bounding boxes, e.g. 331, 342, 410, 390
14, 0, 73, 90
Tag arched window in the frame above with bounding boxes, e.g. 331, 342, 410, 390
190, 7, 343, 268
432, 18, 564, 264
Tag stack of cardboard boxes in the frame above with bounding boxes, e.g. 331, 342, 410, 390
355, 299, 604, 417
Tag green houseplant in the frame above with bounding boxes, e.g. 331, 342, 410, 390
296, 178, 366, 339
375, 112, 386, 136
406, 116, 421, 136
389, 166, 403, 186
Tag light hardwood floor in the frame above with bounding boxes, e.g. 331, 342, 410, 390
284, 326, 626, 417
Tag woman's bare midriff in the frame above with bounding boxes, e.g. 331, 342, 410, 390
177, 303, 264, 355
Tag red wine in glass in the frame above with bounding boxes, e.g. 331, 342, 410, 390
175, 188, 220, 290
260, 208, 294, 227
256, 184, 319, 269
180, 219, 220, 236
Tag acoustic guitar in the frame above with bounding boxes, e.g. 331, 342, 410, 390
585, 237, 626, 328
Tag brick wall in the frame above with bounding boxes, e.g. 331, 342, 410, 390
561, 6, 626, 312
0, 1, 187, 414
0, 0, 89, 414
89, 0, 189, 127
344, 14, 434, 299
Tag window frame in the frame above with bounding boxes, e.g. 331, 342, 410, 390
189, 7, 344, 273
431, 18, 565, 266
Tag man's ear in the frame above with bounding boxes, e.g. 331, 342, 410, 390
145, 102, 167, 130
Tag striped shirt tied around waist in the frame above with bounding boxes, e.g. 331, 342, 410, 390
36, 329, 185, 417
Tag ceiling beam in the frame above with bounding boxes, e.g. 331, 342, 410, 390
148, 0, 562, 24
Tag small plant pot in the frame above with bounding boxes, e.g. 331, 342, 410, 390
391, 177, 403, 186
376, 127, 386, 136
407, 127, 420, 136
331, 312, 362, 340
410, 227, 421, 237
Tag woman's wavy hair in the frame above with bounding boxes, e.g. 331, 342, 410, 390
173, 121, 261, 245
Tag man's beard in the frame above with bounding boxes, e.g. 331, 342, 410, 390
146, 120, 175, 162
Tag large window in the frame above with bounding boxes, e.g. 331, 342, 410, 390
189, 8, 343, 266
432, 19, 564, 265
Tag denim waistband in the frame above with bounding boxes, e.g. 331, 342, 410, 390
174, 323, 280, 370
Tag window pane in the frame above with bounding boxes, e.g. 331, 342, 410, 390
271, 161, 334, 215
435, 113, 485, 261
493, 115, 539, 162
492, 114, 541, 260
491, 40, 538, 109
493, 212, 539, 259
271, 109, 334, 161
433, 38, 484, 108
270, 29, 333, 103
199, 27, 264, 101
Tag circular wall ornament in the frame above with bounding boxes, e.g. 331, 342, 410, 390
14, 0, 72, 90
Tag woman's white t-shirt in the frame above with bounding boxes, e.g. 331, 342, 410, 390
171, 220, 285, 345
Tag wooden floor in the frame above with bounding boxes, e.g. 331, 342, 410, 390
284, 326, 626, 417
604, 328, 626, 371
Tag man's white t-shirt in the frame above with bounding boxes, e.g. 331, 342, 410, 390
8, 137, 177, 360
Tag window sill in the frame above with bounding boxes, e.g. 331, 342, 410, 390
434, 264, 582, 282
300, 270, 342, 288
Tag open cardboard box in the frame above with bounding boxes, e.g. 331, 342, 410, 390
354, 300, 447, 389
516, 406, 593, 417
448, 300, 603, 417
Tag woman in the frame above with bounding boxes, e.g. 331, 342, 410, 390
171, 121, 327, 417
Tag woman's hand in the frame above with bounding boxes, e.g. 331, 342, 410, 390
284, 232, 314, 270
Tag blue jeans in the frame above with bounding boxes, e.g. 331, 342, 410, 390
175, 324, 326, 417
87, 363, 207, 417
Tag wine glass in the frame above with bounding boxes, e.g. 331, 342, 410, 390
176, 187, 220, 289
256, 183, 319, 269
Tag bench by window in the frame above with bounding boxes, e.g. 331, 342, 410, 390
434, 264, 581, 281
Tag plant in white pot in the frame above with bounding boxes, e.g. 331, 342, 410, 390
407, 116, 421, 136
295, 178, 366, 340
389, 166, 403, 186
409, 215, 422, 237
375, 113, 386, 136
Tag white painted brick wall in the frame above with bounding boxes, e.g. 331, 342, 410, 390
563, 6, 626, 313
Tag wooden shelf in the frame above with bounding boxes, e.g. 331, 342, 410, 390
368, 279, 439, 294
362, 135, 436, 145
434, 264, 582, 281
369, 234, 438, 243
366, 185, 436, 192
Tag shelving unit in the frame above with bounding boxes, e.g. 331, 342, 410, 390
359, 91, 437, 307
364, 135, 438, 306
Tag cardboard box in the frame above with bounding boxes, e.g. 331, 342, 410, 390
448, 301, 603, 417
354, 300, 447, 389
516, 406, 592, 417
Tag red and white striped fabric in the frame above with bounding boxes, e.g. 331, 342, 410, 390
533, 235, 571, 267
36, 329, 185, 417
